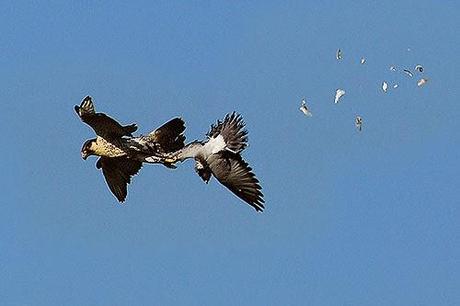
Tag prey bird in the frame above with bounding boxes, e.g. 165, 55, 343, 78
167, 112, 264, 212
75, 96, 186, 202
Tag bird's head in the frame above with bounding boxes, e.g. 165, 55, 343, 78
81, 138, 97, 160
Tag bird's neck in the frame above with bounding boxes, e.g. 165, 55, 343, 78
175, 141, 203, 161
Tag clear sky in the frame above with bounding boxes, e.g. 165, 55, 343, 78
1, 1, 459, 305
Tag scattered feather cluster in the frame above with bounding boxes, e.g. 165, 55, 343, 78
299, 47, 430, 132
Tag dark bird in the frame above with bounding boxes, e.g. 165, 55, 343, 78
76, 96, 186, 202
168, 113, 264, 212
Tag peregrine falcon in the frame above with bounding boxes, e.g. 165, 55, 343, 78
168, 113, 264, 212
76, 96, 186, 202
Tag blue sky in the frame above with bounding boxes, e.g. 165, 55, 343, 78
1, 1, 459, 305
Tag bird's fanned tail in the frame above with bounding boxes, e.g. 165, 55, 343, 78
207, 112, 248, 153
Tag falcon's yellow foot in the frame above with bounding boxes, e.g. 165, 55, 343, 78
164, 157, 177, 164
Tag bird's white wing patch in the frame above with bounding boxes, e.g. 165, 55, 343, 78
205, 134, 227, 154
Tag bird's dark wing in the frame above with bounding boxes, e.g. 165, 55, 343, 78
207, 112, 248, 153
207, 152, 264, 212
75, 96, 137, 140
147, 117, 186, 153
96, 157, 142, 202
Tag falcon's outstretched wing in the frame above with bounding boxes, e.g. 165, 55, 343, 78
207, 151, 264, 212
96, 157, 142, 202
75, 96, 137, 140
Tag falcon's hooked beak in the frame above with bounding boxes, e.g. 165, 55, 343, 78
74, 105, 81, 116
81, 139, 95, 160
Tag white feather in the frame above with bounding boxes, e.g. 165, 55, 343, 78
403, 69, 414, 77
382, 81, 388, 93
334, 89, 346, 104
299, 98, 312, 116
336, 49, 342, 60
355, 116, 363, 131
417, 78, 428, 87
415, 64, 423, 73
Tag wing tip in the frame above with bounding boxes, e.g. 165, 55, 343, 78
248, 194, 265, 212
253, 203, 265, 212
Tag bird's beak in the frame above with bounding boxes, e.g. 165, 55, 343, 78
81, 152, 88, 160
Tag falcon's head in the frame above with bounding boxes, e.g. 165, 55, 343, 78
81, 139, 97, 160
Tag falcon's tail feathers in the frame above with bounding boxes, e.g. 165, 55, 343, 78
123, 123, 138, 136
148, 117, 186, 153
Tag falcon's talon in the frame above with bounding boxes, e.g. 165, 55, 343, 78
164, 157, 177, 164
